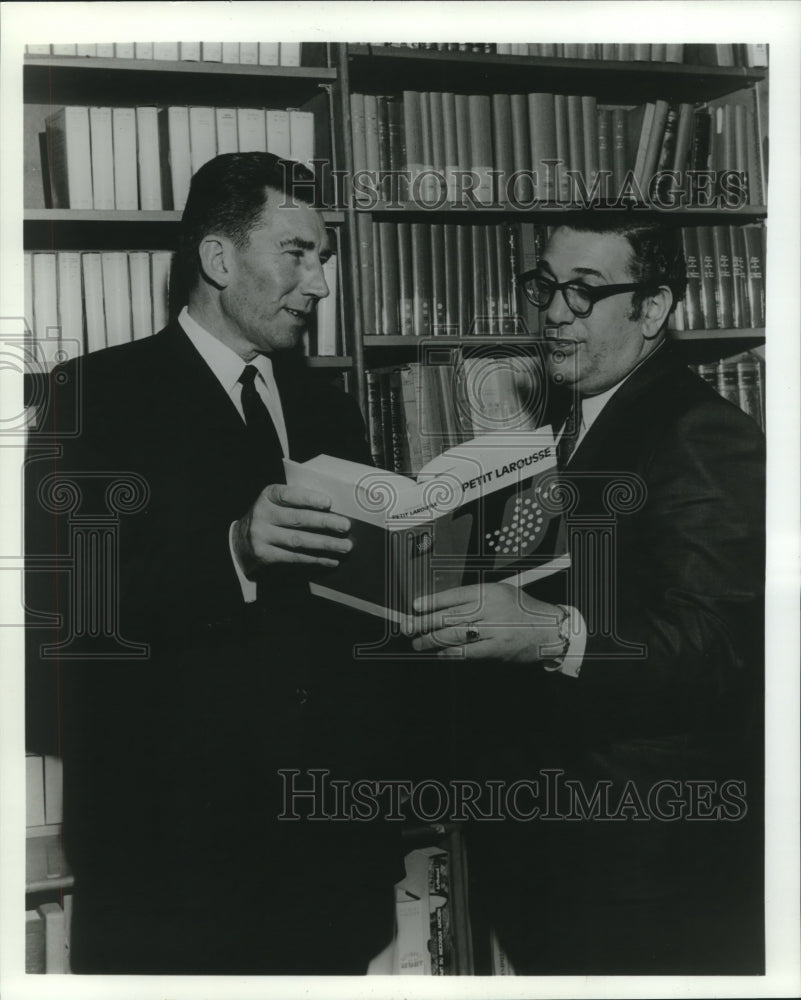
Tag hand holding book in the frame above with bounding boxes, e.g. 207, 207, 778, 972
410, 582, 567, 661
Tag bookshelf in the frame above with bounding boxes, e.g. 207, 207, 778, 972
23, 38, 769, 976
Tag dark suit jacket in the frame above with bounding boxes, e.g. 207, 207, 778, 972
461, 344, 765, 974
25, 323, 406, 973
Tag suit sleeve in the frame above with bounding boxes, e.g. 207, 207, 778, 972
566, 398, 765, 724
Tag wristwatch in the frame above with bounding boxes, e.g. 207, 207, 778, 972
554, 604, 571, 658
542, 605, 571, 671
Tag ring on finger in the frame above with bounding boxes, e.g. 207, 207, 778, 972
465, 624, 481, 643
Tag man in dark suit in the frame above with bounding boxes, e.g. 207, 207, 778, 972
412, 218, 765, 973
25, 153, 404, 974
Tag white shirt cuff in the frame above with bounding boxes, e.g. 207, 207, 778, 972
543, 606, 586, 678
229, 521, 258, 603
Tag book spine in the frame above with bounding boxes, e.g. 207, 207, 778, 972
112, 107, 138, 209
456, 224, 473, 336
508, 93, 532, 203
485, 224, 500, 334
372, 220, 383, 335
154, 42, 180, 61
403, 91, 424, 198
553, 94, 570, 201
179, 42, 201, 61
221, 42, 240, 64
695, 226, 717, 328
215, 108, 238, 155
467, 95, 493, 204
49, 106, 94, 209
681, 227, 704, 330
742, 225, 766, 327
288, 110, 315, 170
729, 226, 748, 329
597, 108, 611, 200
134, 42, 153, 60
82, 253, 107, 351
388, 370, 411, 473
443, 224, 460, 334
239, 41, 258, 65
101, 252, 133, 347
378, 222, 400, 335
365, 370, 386, 467
611, 107, 627, 197
136, 106, 163, 210
399, 366, 424, 473
280, 42, 300, 66
258, 42, 279, 66
411, 223, 433, 337
581, 95, 599, 197
736, 358, 763, 428
528, 93, 557, 201
26, 753, 45, 826
265, 110, 291, 158
471, 225, 489, 334
454, 94, 471, 203
24, 253, 33, 335
32, 253, 58, 352
711, 225, 734, 328
89, 106, 115, 210
188, 106, 217, 175
430, 223, 448, 335
56, 251, 85, 355
165, 106, 192, 209
356, 213, 376, 334
396, 223, 415, 336
150, 251, 173, 332
129, 251, 154, 340
378, 371, 395, 471
200, 42, 221, 62
492, 93, 514, 204
237, 108, 267, 153
350, 92, 367, 179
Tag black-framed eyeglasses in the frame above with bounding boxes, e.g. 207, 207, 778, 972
516, 268, 655, 319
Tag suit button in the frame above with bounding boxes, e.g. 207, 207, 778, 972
294, 687, 309, 705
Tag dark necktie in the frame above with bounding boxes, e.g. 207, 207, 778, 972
557, 401, 581, 467
238, 364, 286, 484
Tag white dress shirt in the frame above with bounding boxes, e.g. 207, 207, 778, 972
179, 307, 288, 602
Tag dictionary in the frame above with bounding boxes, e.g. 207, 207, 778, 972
284, 429, 569, 623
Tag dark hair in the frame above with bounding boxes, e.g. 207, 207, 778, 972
556, 216, 687, 324
170, 152, 317, 315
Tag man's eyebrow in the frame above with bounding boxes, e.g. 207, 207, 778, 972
277, 236, 316, 251
571, 266, 607, 281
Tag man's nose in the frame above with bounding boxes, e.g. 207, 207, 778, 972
301, 258, 330, 299
545, 287, 574, 327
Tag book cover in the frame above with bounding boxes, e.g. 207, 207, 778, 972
285, 430, 568, 623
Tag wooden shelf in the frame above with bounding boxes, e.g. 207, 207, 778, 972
306, 355, 352, 368
357, 202, 767, 221
347, 45, 766, 102
365, 335, 540, 347
24, 56, 335, 107
671, 328, 765, 341
26, 831, 74, 894
23, 210, 345, 251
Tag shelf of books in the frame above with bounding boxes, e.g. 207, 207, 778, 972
23, 45, 349, 367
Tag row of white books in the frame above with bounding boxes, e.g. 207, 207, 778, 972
26, 42, 307, 65
45, 105, 316, 212
24, 250, 341, 364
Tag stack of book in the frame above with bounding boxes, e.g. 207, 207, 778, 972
677, 224, 766, 331
372, 42, 768, 67
692, 351, 765, 430
26, 901, 71, 974
350, 88, 765, 208
358, 220, 766, 339
43, 104, 316, 211
25, 42, 325, 65
24, 249, 340, 365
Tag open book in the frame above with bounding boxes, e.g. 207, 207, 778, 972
284, 430, 568, 623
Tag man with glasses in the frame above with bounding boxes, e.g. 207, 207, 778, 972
413, 217, 765, 973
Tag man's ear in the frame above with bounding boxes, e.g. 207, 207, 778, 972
641, 285, 673, 340
198, 235, 233, 290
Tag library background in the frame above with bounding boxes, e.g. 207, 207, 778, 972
23, 40, 767, 975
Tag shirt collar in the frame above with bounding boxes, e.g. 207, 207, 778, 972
178, 306, 276, 396
579, 342, 665, 431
